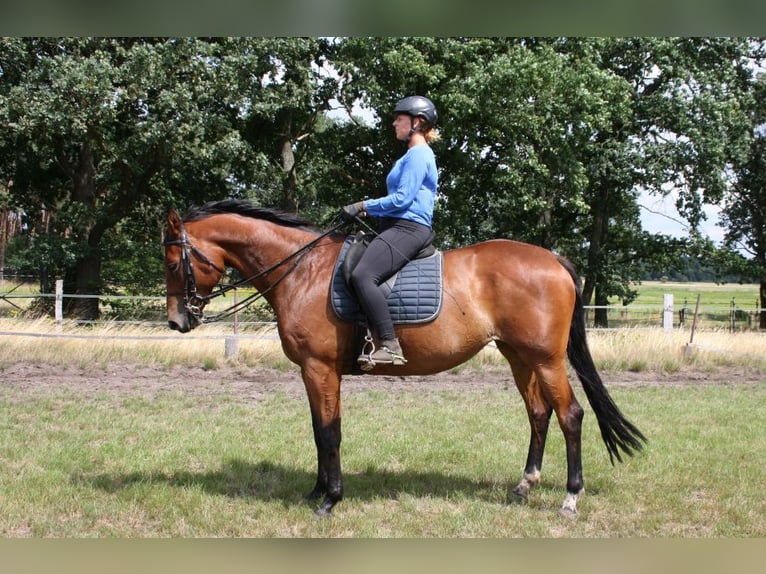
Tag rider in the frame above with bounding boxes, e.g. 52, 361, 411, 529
340, 95, 440, 367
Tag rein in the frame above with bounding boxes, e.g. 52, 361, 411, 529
163, 217, 348, 325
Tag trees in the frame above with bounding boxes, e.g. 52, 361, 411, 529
0, 38, 333, 318
324, 38, 762, 325
719, 64, 766, 328
2, 39, 235, 315
561, 38, 760, 324
1, 37, 763, 325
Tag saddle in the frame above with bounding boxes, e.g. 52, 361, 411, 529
330, 232, 443, 324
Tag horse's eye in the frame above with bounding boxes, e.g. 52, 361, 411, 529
167, 262, 180, 273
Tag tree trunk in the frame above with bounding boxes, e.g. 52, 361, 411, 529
67, 251, 101, 320
0, 206, 6, 282
594, 286, 609, 328
760, 279, 766, 330
583, 186, 610, 327
538, 206, 553, 250
280, 139, 299, 212
65, 141, 102, 320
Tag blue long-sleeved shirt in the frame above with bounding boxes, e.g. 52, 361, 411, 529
363, 144, 438, 228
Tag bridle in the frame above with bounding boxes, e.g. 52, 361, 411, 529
162, 223, 225, 326
162, 217, 348, 325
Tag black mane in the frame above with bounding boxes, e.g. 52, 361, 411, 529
183, 199, 317, 230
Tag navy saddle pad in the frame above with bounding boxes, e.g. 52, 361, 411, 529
330, 237, 443, 324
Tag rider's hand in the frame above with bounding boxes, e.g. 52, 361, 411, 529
340, 201, 366, 222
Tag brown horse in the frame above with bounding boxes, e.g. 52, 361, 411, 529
163, 199, 646, 517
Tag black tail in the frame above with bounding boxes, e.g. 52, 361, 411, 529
558, 257, 647, 464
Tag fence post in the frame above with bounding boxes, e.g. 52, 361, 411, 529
55, 279, 63, 331
663, 293, 673, 330
684, 293, 702, 357
224, 287, 239, 359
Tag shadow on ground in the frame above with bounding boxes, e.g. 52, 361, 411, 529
74, 458, 570, 508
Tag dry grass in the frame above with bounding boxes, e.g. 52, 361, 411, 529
1, 318, 765, 374
587, 328, 766, 373
0, 318, 289, 370
457, 327, 766, 376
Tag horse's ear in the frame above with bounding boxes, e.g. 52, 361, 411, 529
167, 208, 182, 234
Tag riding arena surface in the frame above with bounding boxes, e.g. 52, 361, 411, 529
3, 361, 759, 401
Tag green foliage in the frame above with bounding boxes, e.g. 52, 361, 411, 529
2, 37, 765, 325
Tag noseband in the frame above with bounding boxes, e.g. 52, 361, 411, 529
162, 223, 225, 325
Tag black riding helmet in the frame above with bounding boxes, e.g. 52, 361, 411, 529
393, 95, 438, 127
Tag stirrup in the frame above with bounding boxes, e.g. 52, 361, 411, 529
357, 332, 377, 371
357, 335, 407, 371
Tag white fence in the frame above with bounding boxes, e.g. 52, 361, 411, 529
1, 281, 763, 335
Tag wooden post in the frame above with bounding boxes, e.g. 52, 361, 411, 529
684, 293, 702, 358
663, 293, 673, 330
224, 287, 239, 359
55, 279, 63, 331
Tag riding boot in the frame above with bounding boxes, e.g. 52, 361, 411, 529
358, 338, 407, 368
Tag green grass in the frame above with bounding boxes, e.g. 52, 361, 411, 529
625, 280, 759, 309
1, 380, 764, 537
587, 281, 761, 330
1, 280, 764, 537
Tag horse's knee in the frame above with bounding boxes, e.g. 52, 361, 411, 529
530, 404, 553, 431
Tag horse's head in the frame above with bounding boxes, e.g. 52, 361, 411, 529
162, 208, 225, 333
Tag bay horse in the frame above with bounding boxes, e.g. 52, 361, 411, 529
162, 199, 646, 517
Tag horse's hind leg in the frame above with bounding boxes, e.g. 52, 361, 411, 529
501, 343, 585, 516
501, 349, 553, 504
535, 361, 585, 517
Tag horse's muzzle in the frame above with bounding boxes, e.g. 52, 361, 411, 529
168, 319, 189, 333
168, 308, 202, 333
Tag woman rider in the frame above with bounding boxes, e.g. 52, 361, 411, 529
340, 95, 440, 367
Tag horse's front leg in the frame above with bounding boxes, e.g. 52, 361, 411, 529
301, 361, 343, 517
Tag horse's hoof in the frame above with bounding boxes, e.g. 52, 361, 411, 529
557, 507, 578, 520
305, 490, 322, 503
312, 496, 336, 518
508, 488, 529, 505
313, 507, 332, 518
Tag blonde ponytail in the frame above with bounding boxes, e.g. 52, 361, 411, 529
424, 127, 441, 144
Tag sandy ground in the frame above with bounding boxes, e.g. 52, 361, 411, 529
2, 362, 762, 404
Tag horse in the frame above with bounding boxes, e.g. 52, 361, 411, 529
162, 199, 646, 517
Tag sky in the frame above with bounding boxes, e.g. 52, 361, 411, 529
638, 189, 726, 244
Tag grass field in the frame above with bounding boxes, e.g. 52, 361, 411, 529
627, 281, 760, 308
1, 371, 764, 537
1, 280, 764, 538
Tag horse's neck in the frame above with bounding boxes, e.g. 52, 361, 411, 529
229, 223, 304, 267
228, 222, 326, 302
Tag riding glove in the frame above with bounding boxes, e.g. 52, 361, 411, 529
340, 201, 366, 222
